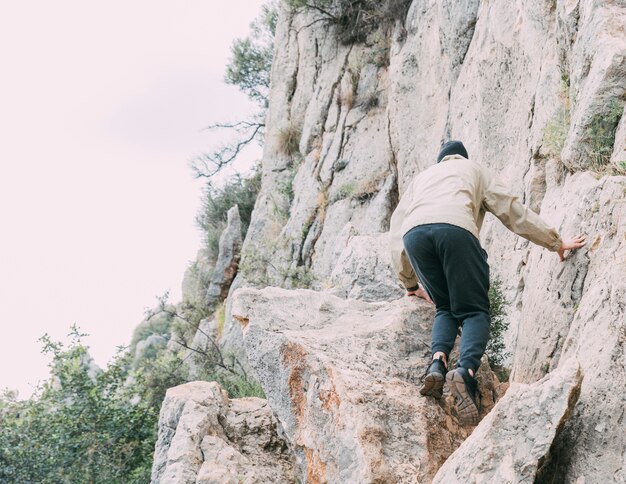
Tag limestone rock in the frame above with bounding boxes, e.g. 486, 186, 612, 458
326, 226, 404, 302
559, 2, 626, 172
206, 205, 242, 304
433, 359, 583, 483
151, 381, 295, 484
231, 286, 504, 483
509, 172, 626, 482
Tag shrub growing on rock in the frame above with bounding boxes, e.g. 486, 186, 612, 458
277, 124, 302, 157
486, 276, 510, 369
287, 0, 412, 44
585, 98, 624, 172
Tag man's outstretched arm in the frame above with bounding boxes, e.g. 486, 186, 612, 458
482, 169, 586, 259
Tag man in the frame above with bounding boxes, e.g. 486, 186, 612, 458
389, 140, 586, 425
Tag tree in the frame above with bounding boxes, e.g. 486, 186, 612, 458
191, 2, 278, 179
0, 327, 157, 483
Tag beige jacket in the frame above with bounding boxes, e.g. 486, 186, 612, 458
389, 154, 563, 290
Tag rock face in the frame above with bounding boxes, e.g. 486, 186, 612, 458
151, 381, 295, 484
228, 1, 626, 480
433, 359, 583, 483
327, 226, 405, 302
231, 286, 505, 483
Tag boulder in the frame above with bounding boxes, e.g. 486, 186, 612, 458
231, 286, 505, 483
433, 359, 583, 483
151, 381, 295, 484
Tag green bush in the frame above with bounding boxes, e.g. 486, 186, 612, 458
0, 321, 266, 482
0, 329, 157, 483
196, 165, 262, 260
585, 99, 624, 171
330, 182, 356, 202
133, 348, 190, 409
486, 276, 510, 369
130, 308, 173, 353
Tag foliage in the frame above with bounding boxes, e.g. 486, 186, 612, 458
544, 78, 571, 158
196, 165, 262, 259
367, 30, 391, 67
192, 2, 278, 178
330, 182, 356, 202
362, 91, 379, 111
225, 1, 278, 107
0, 328, 157, 483
133, 347, 190, 410
329, 176, 384, 203
130, 305, 173, 353
0, 300, 267, 481
239, 241, 316, 289
277, 124, 302, 157
286, 0, 412, 44
195, 362, 266, 399
284, 266, 316, 288
585, 99, 624, 172
145, 295, 264, 400
486, 276, 510, 368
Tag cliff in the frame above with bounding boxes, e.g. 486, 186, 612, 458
153, 1, 626, 482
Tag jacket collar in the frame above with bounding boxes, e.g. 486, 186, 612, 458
440, 154, 468, 163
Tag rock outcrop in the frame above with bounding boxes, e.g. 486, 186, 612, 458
231, 286, 505, 483
433, 359, 583, 483
206, 205, 242, 305
151, 381, 295, 484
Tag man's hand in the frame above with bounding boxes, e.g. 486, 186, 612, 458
407, 287, 434, 304
557, 234, 587, 261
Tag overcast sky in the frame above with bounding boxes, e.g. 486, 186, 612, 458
0, 0, 266, 397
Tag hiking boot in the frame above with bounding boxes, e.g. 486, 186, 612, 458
419, 356, 447, 399
446, 367, 480, 425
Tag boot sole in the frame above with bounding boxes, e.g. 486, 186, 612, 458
419, 372, 444, 399
446, 370, 479, 425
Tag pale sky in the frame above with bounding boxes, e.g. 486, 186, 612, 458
0, 0, 265, 397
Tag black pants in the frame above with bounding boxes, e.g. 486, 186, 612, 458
402, 223, 490, 372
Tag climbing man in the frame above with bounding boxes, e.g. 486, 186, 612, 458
389, 140, 586, 424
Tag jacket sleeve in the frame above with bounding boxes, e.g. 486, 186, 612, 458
389, 182, 420, 291
481, 168, 563, 251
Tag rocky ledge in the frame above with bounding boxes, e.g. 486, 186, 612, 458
230, 286, 505, 483
151, 381, 296, 484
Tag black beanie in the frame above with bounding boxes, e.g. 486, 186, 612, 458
437, 140, 469, 163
